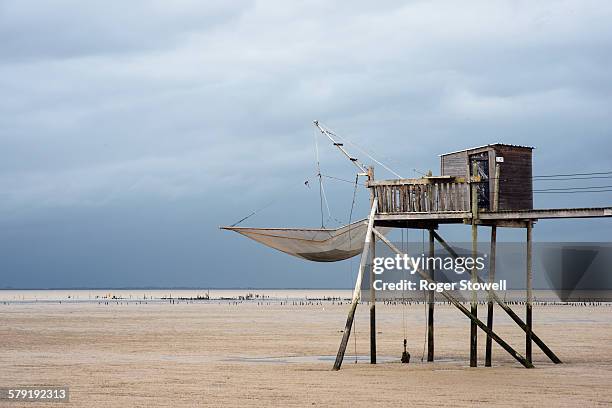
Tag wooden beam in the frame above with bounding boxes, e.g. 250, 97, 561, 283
431, 230, 562, 364
470, 223, 478, 367
366, 177, 459, 187
374, 220, 439, 230
368, 166, 376, 365
470, 161, 478, 368
526, 221, 533, 364
475, 220, 530, 228
333, 198, 378, 371
486, 162, 500, 367
372, 228, 533, 369
374, 207, 612, 223
492, 162, 500, 213
478, 207, 612, 220
485, 225, 496, 367
374, 212, 470, 221
428, 228, 435, 362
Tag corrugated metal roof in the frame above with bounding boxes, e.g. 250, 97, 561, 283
439, 143, 535, 157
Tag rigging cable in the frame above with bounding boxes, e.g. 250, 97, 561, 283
320, 174, 367, 186
535, 189, 612, 194
322, 171, 612, 186
320, 181, 343, 226
317, 121, 403, 178
534, 184, 612, 192
314, 128, 344, 227
533, 175, 612, 181
533, 170, 612, 178
314, 127, 325, 227
228, 174, 316, 227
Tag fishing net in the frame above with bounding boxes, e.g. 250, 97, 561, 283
221, 219, 387, 262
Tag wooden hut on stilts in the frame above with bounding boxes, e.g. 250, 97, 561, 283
222, 121, 612, 370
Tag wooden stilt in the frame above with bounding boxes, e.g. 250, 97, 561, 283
369, 242, 376, 365
368, 167, 376, 365
526, 221, 533, 364
333, 198, 378, 371
432, 230, 562, 364
486, 163, 500, 367
470, 161, 479, 367
427, 228, 435, 362
485, 225, 496, 367
470, 223, 478, 367
372, 228, 533, 369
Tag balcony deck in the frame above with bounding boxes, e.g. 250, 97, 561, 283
368, 177, 612, 227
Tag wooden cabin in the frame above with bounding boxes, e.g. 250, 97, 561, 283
368, 143, 533, 215
440, 144, 533, 211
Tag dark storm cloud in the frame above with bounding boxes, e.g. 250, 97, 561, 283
0, 1, 611, 287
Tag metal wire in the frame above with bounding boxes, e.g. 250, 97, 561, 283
317, 121, 403, 178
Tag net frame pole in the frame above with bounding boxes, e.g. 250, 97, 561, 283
333, 198, 378, 371
368, 166, 377, 365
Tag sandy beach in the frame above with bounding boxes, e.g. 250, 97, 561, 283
1, 292, 611, 407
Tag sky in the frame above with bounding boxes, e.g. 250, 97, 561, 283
1, 0, 611, 288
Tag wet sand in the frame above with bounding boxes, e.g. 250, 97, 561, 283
1, 298, 611, 407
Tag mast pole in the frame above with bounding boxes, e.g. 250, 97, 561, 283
313, 120, 368, 174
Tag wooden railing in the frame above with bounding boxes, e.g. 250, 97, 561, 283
369, 179, 470, 213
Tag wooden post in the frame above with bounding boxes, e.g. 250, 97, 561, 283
470, 223, 478, 367
470, 161, 479, 367
428, 228, 435, 362
333, 198, 378, 371
368, 166, 377, 365
485, 162, 500, 367
526, 221, 533, 364
485, 226, 496, 367
372, 228, 533, 369
492, 162, 500, 212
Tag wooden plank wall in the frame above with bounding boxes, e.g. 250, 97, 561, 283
494, 145, 533, 210
440, 151, 469, 178
441, 145, 533, 211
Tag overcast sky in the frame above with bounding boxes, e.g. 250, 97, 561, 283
1, 0, 611, 288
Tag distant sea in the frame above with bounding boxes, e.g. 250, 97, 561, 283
0, 289, 353, 303
1, 289, 608, 303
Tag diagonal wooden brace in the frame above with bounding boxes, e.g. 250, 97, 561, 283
372, 227, 534, 369
432, 230, 562, 364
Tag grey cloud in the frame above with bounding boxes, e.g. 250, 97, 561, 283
0, 0, 252, 61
